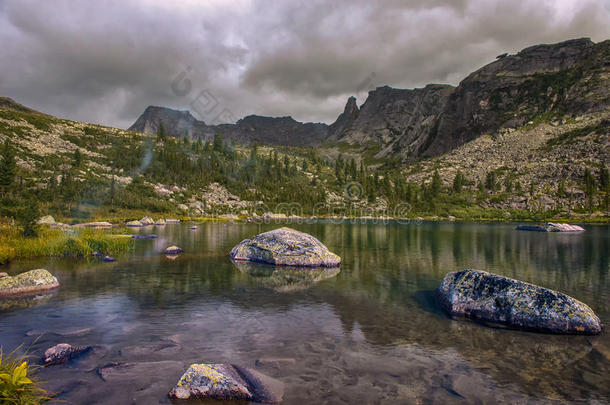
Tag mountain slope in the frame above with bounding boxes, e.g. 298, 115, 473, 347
424, 38, 610, 156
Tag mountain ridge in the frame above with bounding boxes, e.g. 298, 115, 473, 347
128, 37, 609, 161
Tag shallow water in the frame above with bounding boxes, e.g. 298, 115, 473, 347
1, 221, 609, 404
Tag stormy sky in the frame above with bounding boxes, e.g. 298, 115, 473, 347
1, 0, 609, 129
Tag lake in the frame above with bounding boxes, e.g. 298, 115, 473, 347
1, 221, 609, 404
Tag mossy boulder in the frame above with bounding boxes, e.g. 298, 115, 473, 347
230, 227, 340, 267
168, 363, 283, 403
0, 269, 59, 297
437, 269, 602, 334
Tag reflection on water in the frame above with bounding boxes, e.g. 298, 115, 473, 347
232, 261, 341, 292
0, 221, 608, 404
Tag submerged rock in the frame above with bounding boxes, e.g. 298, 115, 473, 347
516, 222, 585, 232
131, 234, 158, 239
164, 246, 183, 255
44, 343, 91, 365
230, 227, 340, 267
102, 256, 116, 262
168, 363, 283, 403
0, 269, 59, 297
437, 269, 602, 334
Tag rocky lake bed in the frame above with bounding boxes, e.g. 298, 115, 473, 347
0, 221, 608, 403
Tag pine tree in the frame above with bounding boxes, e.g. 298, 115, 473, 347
73, 149, 82, 168
452, 170, 464, 193
557, 179, 566, 197
584, 168, 596, 214
19, 198, 40, 237
157, 123, 167, 142
431, 170, 442, 198
485, 171, 497, 192
0, 139, 16, 196
213, 132, 224, 153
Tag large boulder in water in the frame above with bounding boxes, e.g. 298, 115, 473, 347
437, 269, 602, 334
516, 222, 585, 232
229, 227, 340, 267
0, 269, 59, 297
168, 363, 283, 403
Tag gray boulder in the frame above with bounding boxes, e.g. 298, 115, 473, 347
0, 269, 59, 297
437, 269, 602, 334
230, 227, 340, 267
140, 216, 155, 226
516, 222, 585, 232
168, 363, 283, 403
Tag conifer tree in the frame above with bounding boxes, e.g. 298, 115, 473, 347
0, 139, 16, 196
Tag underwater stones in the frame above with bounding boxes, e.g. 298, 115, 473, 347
0, 269, 59, 297
516, 222, 585, 232
168, 363, 284, 403
44, 343, 90, 365
164, 246, 183, 255
102, 256, 116, 262
190, 225, 198, 230
230, 227, 341, 267
437, 269, 602, 334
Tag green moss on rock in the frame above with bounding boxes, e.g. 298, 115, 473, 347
437, 269, 602, 334
0, 269, 59, 297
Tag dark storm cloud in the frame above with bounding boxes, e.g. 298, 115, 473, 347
0, 0, 609, 128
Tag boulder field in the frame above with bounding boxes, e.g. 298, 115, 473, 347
437, 269, 602, 334
229, 227, 340, 267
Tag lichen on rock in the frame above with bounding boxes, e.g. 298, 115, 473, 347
168, 363, 283, 403
0, 269, 60, 297
229, 227, 340, 267
437, 269, 602, 334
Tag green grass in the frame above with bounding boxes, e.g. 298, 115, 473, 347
0, 224, 133, 265
0, 345, 49, 404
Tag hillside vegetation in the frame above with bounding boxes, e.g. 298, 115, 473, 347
0, 97, 608, 226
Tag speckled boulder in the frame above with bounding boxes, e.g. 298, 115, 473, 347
0, 269, 59, 297
44, 343, 90, 365
230, 227, 340, 267
168, 363, 283, 403
437, 269, 602, 334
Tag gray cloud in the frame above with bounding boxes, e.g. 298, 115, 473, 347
0, 0, 609, 129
